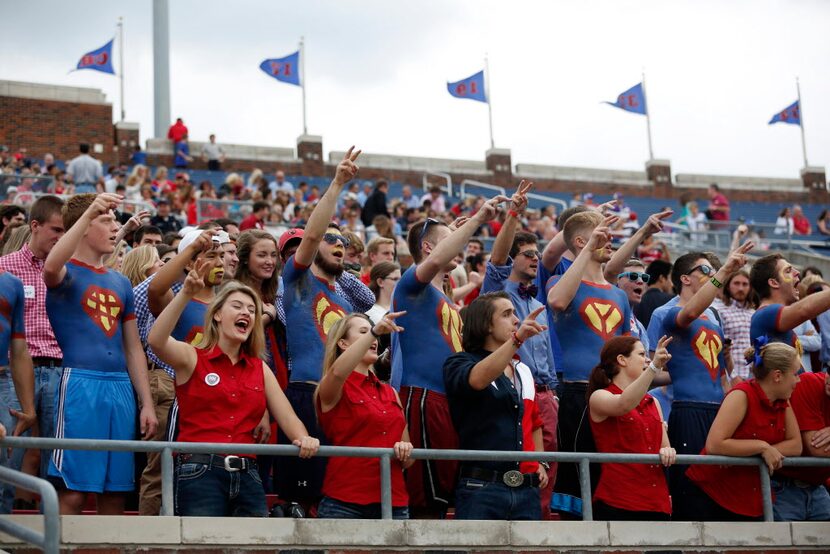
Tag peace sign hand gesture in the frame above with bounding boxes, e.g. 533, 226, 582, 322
334, 146, 362, 186
182, 258, 211, 296
651, 335, 673, 371
509, 180, 533, 215
722, 240, 754, 276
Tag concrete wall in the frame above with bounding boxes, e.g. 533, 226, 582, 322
1, 516, 829, 552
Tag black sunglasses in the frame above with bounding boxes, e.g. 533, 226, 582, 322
686, 264, 714, 276
418, 218, 441, 244
323, 233, 350, 248
618, 271, 650, 283
518, 249, 541, 260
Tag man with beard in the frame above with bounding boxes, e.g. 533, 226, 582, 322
712, 269, 757, 379
480, 180, 558, 519
276, 147, 361, 506
546, 211, 631, 518
391, 192, 508, 517
750, 254, 830, 351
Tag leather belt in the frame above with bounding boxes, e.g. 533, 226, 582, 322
459, 466, 541, 488
32, 357, 62, 368
178, 453, 257, 472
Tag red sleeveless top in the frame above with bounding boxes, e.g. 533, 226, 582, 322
590, 384, 671, 514
686, 380, 788, 517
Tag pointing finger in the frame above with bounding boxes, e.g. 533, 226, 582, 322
528, 305, 546, 320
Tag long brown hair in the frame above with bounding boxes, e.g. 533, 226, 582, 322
586, 336, 642, 399
235, 230, 279, 304
198, 282, 265, 359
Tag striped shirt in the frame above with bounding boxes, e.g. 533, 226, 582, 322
0, 243, 62, 359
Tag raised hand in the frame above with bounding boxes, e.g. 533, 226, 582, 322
85, 193, 122, 221
642, 209, 674, 238
183, 259, 211, 296
510, 180, 533, 215
652, 335, 673, 370
516, 306, 548, 342
586, 224, 613, 252
596, 199, 618, 215
123, 209, 152, 234
722, 240, 754, 275
474, 194, 511, 223
187, 230, 219, 254
448, 216, 469, 231
468, 271, 482, 287
334, 146, 362, 186
372, 310, 406, 336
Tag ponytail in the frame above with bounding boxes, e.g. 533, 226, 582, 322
585, 336, 641, 400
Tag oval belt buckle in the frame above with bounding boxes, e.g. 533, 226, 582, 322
502, 470, 524, 488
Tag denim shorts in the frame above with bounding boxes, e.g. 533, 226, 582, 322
174, 457, 267, 517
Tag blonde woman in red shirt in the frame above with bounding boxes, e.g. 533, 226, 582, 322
315, 311, 413, 519
149, 262, 319, 516
587, 335, 675, 520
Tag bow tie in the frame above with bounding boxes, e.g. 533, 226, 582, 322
517, 283, 538, 300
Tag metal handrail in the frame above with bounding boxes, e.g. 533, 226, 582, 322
4, 436, 829, 522
0, 466, 60, 554
196, 197, 253, 224
458, 179, 506, 200
525, 191, 568, 213
422, 171, 453, 198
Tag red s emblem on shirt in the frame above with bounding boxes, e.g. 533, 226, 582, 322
436, 299, 462, 353
692, 327, 723, 381
81, 286, 123, 338
313, 292, 346, 340
578, 298, 623, 340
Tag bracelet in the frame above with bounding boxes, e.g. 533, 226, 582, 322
539, 461, 550, 470
508, 209, 519, 219
648, 363, 661, 375
511, 331, 523, 348
710, 276, 723, 289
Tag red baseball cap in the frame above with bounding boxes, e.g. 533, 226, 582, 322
278, 228, 304, 254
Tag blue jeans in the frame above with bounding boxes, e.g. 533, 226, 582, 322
772, 478, 830, 521
0, 371, 25, 513
34, 365, 61, 478
454, 477, 542, 520
174, 458, 267, 517
317, 496, 409, 519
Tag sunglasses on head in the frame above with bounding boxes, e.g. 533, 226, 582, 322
418, 218, 441, 244
323, 233, 350, 247
618, 271, 650, 283
687, 264, 714, 276
518, 249, 541, 260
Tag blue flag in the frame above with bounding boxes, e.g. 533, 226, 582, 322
259, 51, 301, 86
447, 70, 487, 103
76, 39, 115, 75
769, 100, 800, 125
605, 82, 647, 115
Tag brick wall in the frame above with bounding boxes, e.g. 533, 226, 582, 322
0, 95, 115, 165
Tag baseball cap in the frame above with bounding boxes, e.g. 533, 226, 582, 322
278, 228, 304, 253
178, 229, 230, 254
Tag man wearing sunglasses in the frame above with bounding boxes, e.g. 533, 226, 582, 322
648, 244, 753, 520
391, 192, 508, 517
750, 253, 830, 354
480, 180, 559, 519
277, 147, 365, 505
616, 260, 651, 351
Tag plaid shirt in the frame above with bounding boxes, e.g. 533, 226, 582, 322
713, 298, 755, 379
0, 243, 62, 359
133, 274, 182, 379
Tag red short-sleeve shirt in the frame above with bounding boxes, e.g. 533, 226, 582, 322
779, 372, 830, 485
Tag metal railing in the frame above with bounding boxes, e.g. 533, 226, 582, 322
422, 171, 453, 198
3, 436, 829, 524
525, 191, 568, 214
458, 179, 506, 200
0, 465, 60, 554
196, 197, 253, 224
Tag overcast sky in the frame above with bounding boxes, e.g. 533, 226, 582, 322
2, 0, 829, 178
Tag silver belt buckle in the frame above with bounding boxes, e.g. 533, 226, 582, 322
502, 470, 524, 488
223, 455, 242, 472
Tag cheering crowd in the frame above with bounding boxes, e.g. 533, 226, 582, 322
0, 145, 828, 523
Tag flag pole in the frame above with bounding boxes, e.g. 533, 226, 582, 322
484, 54, 494, 149
300, 37, 307, 135
118, 17, 125, 121
796, 77, 808, 167
641, 71, 654, 160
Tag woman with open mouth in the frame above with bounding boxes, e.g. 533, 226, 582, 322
149, 261, 319, 517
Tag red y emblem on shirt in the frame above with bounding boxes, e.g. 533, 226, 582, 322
313, 292, 346, 340
435, 299, 462, 353
692, 327, 723, 381
578, 298, 623, 340
81, 286, 122, 338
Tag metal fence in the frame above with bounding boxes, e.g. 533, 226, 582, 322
0, 465, 60, 553
3, 435, 829, 530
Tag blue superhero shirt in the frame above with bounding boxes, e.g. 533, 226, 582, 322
282, 255, 352, 383
46, 260, 135, 372
546, 277, 631, 381
750, 304, 802, 355
0, 271, 25, 366
172, 298, 208, 346
661, 306, 726, 403
391, 265, 462, 393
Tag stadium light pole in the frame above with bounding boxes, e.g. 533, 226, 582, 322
117, 17, 125, 122
796, 77, 808, 167
153, 0, 171, 138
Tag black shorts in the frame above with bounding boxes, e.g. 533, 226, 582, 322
667, 401, 719, 521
